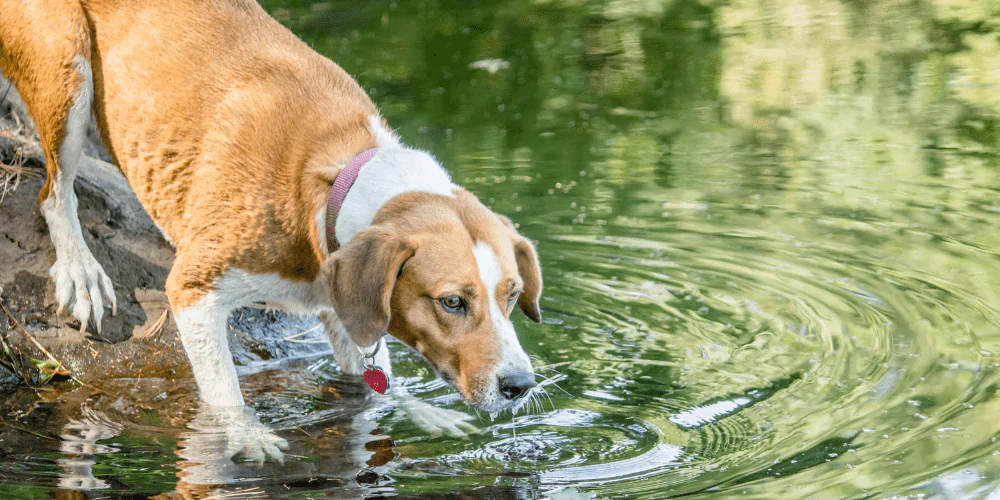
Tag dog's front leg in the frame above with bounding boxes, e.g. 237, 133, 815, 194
173, 291, 244, 407
171, 288, 287, 462
320, 312, 477, 437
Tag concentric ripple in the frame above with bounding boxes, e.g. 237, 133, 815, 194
376, 167, 1000, 498
7, 1, 1000, 497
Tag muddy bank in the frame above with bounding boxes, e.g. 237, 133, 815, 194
0, 79, 328, 393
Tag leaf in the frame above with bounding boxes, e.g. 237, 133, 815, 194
30, 358, 68, 385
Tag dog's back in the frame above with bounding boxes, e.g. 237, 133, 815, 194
3, 0, 376, 236
0, 0, 381, 326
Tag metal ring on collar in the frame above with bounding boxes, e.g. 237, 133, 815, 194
357, 338, 382, 360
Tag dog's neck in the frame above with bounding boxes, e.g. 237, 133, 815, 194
334, 146, 456, 246
316, 121, 457, 254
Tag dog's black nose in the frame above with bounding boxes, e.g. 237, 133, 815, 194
499, 372, 537, 400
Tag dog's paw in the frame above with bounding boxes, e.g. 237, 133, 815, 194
224, 420, 289, 465
50, 247, 116, 334
188, 405, 288, 465
399, 398, 478, 437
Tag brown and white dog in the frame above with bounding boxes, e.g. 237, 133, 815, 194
0, 0, 542, 460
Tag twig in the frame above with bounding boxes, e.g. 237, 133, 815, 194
0, 301, 169, 417
283, 323, 322, 340
0, 417, 58, 441
0, 302, 62, 370
134, 309, 169, 340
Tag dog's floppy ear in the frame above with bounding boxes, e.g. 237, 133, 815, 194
514, 237, 543, 323
497, 214, 543, 323
323, 227, 415, 347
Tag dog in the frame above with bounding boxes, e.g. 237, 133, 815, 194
0, 0, 542, 461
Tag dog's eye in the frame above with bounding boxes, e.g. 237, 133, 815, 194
508, 291, 521, 309
440, 296, 465, 313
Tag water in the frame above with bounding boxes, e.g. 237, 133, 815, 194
5, 0, 1000, 498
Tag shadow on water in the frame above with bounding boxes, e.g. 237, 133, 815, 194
5, 0, 1000, 497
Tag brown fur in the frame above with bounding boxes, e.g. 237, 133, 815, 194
1, 0, 378, 311
326, 190, 542, 405
0, 0, 542, 406
0, 0, 90, 203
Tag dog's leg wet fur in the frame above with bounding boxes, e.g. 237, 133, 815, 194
171, 284, 288, 463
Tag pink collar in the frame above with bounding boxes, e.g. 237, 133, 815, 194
326, 147, 379, 252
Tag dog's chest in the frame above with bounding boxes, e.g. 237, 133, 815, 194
219, 269, 330, 314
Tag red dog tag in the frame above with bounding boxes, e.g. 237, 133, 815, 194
363, 366, 390, 394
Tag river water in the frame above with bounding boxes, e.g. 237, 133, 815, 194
5, 0, 1000, 498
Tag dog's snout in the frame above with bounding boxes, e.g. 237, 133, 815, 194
499, 372, 537, 400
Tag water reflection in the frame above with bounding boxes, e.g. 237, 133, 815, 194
57, 409, 121, 490
4, 0, 1000, 497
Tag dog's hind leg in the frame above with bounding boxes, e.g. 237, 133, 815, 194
0, 1, 117, 334
41, 56, 118, 335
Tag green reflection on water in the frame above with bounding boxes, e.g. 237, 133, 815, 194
257, 0, 1000, 498
5, 0, 1000, 498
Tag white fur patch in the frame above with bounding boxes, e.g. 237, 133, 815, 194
320, 311, 391, 376
217, 268, 327, 314
333, 123, 456, 247
370, 115, 401, 148
317, 116, 455, 252
473, 241, 533, 410
174, 268, 336, 407
173, 267, 330, 409
314, 202, 328, 255
174, 290, 244, 407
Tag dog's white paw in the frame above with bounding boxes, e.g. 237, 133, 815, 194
197, 406, 289, 464
399, 398, 478, 437
188, 405, 288, 464
50, 247, 116, 334
224, 419, 289, 465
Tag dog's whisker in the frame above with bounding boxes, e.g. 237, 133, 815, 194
535, 374, 572, 399
535, 386, 556, 411
521, 392, 535, 416
530, 392, 542, 415
533, 361, 572, 371
537, 371, 566, 381
534, 372, 567, 385
543, 382, 570, 397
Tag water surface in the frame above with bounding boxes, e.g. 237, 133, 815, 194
6, 0, 1000, 498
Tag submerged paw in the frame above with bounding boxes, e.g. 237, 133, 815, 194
225, 423, 289, 464
402, 399, 478, 437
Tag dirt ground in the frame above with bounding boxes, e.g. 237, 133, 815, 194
0, 77, 325, 391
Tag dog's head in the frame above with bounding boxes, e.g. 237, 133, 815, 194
322, 190, 542, 412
